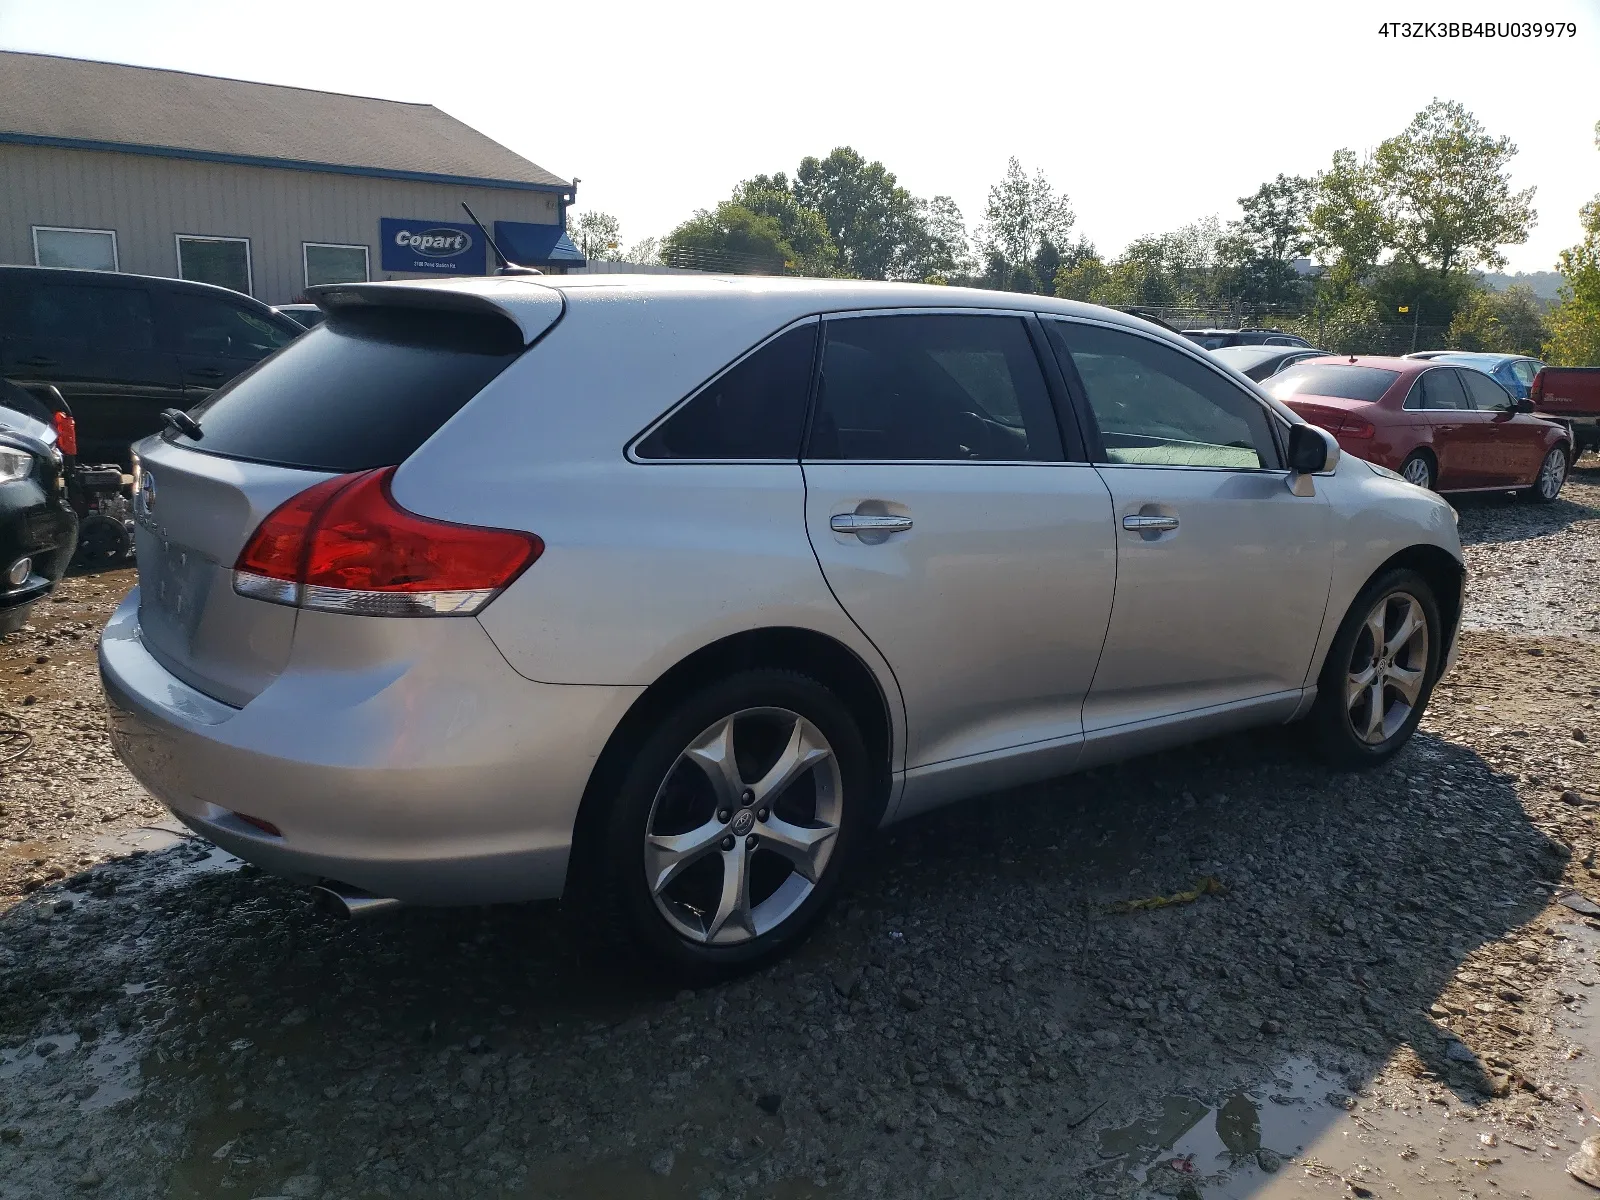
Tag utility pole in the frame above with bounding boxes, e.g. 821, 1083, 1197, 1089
1399, 304, 1419, 353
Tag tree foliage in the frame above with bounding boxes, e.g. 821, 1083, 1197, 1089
1545, 121, 1600, 366
1229, 175, 1314, 306
661, 203, 794, 274
792, 148, 952, 280
1375, 98, 1536, 276
977, 158, 1076, 280
1447, 285, 1548, 356
567, 211, 623, 261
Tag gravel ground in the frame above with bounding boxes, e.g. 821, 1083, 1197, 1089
6, 470, 1600, 1199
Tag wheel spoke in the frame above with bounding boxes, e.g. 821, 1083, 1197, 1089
1363, 679, 1386, 742
751, 717, 832, 807
1363, 605, 1387, 661
682, 717, 746, 809
1385, 662, 1425, 705
1345, 663, 1377, 708
644, 818, 726, 896
1383, 601, 1423, 658
757, 814, 839, 884
703, 846, 754, 943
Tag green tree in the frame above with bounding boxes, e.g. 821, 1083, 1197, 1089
731, 175, 840, 276
1052, 246, 1111, 302
977, 158, 1076, 288
1447, 285, 1549, 355
1230, 174, 1314, 306
792, 148, 929, 280
1375, 99, 1536, 278
1309, 149, 1389, 306
661, 203, 792, 274
1545, 121, 1600, 366
568, 210, 622, 261
902, 194, 974, 281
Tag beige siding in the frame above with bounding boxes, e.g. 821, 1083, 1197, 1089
0, 144, 564, 303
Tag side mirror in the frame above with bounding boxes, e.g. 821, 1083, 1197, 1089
1514, 397, 1536, 414
1286, 423, 1337, 496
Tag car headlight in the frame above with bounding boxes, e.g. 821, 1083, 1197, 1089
0, 447, 32, 484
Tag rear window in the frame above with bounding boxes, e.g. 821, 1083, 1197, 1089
172, 307, 523, 472
1267, 365, 1398, 403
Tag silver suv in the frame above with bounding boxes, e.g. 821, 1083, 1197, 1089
100, 275, 1465, 975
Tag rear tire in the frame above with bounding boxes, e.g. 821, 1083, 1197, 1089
1520, 446, 1568, 503
1399, 451, 1436, 491
571, 669, 871, 980
1307, 568, 1441, 769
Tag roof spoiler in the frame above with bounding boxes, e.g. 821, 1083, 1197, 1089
306, 278, 564, 345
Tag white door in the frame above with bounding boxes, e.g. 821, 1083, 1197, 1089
1041, 318, 1335, 735
801, 312, 1117, 776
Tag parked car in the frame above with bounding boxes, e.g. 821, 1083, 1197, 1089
0, 378, 78, 635
1181, 327, 1312, 350
1266, 355, 1571, 499
1530, 366, 1600, 460
1404, 351, 1545, 400
1210, 344, 1330, 381
0, 266, 304, 467
101, 277, 1465, 975
274, 303, 326, 330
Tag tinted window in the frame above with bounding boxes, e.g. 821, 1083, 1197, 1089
1411, 368, 1470, 410
807, 315, 1059, 462
170, 292, 297, 361
637, 324, 816, 460
1049, 321, 1276, 469
17, 282, 155, 349
173, 308, 522, 472
1460, 368, 1511, 410
1267, 364, 1398, 403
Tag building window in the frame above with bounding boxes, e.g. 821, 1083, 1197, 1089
176, 235, 252, 295
33, 226, 118, 272
303, 243, 370, 288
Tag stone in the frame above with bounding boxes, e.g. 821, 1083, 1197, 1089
650, 1149, 675, 1177
1570, 1135, 1600, 1188
1260, 1019, 1282, 1036
1089, 1029, 1121, 1049
756, 1093, 782, 1114
898, 988, 923, 1012
1257, 1148, 1282, 1172
1445, 1041, 1479, 1064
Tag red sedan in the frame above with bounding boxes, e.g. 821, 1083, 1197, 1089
1263, 355, 1572, 501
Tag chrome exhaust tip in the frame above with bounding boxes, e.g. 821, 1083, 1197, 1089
311, 883, 402, 920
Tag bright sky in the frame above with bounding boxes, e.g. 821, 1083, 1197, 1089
2, 0, 1597, 273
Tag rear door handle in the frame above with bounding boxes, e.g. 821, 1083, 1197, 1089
830, 513, 913, 536
1122, 514, 1179, 532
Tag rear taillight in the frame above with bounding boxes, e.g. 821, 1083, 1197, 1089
51, 411, 77, 456
1531, 371, 1545, 404
233, 467, 541, 617
1342, 419, 1377, 440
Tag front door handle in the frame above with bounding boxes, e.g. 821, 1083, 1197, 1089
830, 513, 913, 536
1122, 514, 1179, 532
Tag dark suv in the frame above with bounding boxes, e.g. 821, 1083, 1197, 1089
1180, 327, 1312, 350
0, 266, 303, 466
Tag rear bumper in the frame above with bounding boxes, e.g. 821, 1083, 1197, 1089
98, 588, 643, 904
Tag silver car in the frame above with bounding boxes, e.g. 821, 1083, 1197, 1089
100, 276, 1465, 974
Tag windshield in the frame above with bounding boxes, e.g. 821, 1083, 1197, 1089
1267, 364, 1399, 403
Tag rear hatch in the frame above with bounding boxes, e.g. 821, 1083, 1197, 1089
133, 284, 557, 706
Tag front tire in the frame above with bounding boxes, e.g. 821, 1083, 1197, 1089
1520, 446, 1568, 503
1308, 568, 1441, 768
575, 670, 871, 979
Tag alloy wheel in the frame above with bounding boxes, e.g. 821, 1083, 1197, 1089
1401, 457, 1433, 489
1539, 448, 1567, 499
1345, 591, 1430, 745
643, 708, 843, 946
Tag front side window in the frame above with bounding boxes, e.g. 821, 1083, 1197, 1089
170, 292, 296, 361
636, 323, 817, 460
1459, 368, 1512, 411
807, 314, 1060, 461
177, 235, 252, 295
33, 226, 118, 272
18, 282, 154, 349
1048, 321, 1277, 469
304, 243, 370, 288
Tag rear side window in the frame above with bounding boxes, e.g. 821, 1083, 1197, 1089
636, 323, 816, 460
1409, 368, 1470, 410
174, 307, 522, 472
17, 282, 156, 349
1267, 365, 1398, 403
170, 291, 297, 361
807, 314, 1061, 461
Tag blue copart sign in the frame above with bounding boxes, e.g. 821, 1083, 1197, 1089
379, 218, 487, 275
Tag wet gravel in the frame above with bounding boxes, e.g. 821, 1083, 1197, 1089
5, 475, 1600, 1199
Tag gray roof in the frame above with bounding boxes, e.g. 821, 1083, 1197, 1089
0, 51, 570, 191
